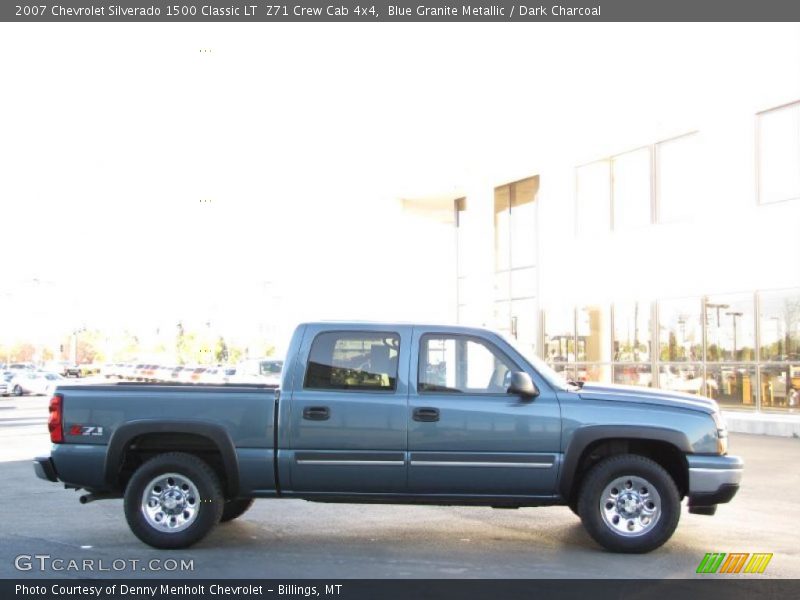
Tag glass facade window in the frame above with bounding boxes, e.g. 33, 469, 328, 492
455, 197, 470, 323
493, 176, 539, 352
543, 289, 800, 408
613, 301, 651, 362
510, 178, 538, 268
577, 133, 701, 233
550, 363, 575, 382
493, 301, 511, 337
657, 133, 701, 223
544, 308, 574, 363
612, 148, 652, 230
494, 188, 511, 272
759, 289, 800, 361
706, 365, 757, 410
577, 305, 610, 363
658, 298, 702, 362
576, 364, 611, 383
510, 267, 537, 299
510, 298, 537, 360
455, 198, 469, 279
760, 364, 800, 412
758, 102, 800, 205
576, 161, 611, 236
705, 294, 755, 362
613, 364, 653, 387
658, 363, 705, 395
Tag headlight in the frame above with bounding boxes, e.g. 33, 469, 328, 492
711, 411, 728, 455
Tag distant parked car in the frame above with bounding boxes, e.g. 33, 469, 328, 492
43, 361, 79, 377
9, 371, 65, 396
131, 364, 147, 381
189, 367, 207, 383
101, 363, 125, 378
234, 358, 283, 385
79, 364, 102, 378
200, 366, 237, 384
120, 363, 138, 380
176, 366, 198, 383
153, 365, 174, 382
0, 371, 12, 395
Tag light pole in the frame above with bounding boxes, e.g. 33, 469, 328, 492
726, 311, 743, 360
706, 302, 729, 360
677, 315, 687, 360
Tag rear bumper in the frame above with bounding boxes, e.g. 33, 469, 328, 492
687, 454, 743, 508
33, 456, 58, 483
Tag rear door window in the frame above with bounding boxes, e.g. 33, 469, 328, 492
304, 331, 400, 391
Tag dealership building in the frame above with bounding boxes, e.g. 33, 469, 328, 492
399, 27, 800, 433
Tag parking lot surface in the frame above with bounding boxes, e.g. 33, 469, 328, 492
1, 394, 798, 579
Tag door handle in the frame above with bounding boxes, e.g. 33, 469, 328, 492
413, 407, 440, 422
303, 406, 330, 421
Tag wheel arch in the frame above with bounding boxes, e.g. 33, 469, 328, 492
561, 425, 691, 502
105, 420, 240, 498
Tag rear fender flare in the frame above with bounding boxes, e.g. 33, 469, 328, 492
104, 420, 239, 497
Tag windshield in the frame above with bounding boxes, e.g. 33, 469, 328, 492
500, 333, 574, 392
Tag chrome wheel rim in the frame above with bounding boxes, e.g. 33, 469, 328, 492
140, 472, 200, 533
600, 475, 661, 537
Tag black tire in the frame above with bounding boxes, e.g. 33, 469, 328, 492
568, 500, 580, 517
13, 385, 23, 396
577, 454, 680, 553
220, 498, 255, 523
123, 452, 224, 549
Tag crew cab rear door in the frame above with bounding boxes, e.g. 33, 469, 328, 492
283, 324, 410, 494
407, 328, 561, 497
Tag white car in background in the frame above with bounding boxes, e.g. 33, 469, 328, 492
153, 365, 175, 382
200, 366, 237, 384
8, 371, 65, 396
233, 358, 283, 385
0, 371, 12, 395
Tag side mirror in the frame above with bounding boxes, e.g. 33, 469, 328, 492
507, 371, 539, 398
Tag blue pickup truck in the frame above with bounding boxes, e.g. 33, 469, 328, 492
34, 322, 742, 553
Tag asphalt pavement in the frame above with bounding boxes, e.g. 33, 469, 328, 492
0, 394, 797, 579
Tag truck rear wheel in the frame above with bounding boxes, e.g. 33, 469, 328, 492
220, 498, 255, 523
577, 454, 680, 553
123, 452, 223, 549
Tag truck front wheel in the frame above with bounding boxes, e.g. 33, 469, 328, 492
577, 454, 680, 553
123, 452, 223, 549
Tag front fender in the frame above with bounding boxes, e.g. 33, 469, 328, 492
559, 424, 693, 499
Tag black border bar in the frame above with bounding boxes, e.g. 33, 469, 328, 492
4, 579, 800, 600
4, 1, 800, 23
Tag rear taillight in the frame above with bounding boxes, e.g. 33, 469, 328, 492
48, 394, 63, 443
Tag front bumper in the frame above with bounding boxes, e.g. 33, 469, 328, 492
33, 456, 58, 482
687, 454, 743, 510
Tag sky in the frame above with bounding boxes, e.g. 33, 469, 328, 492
1, 22, 798, 349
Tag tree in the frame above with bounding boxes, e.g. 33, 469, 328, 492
10, 343, 35, 362
215, 336, 229, 364
176, 322, 189, 365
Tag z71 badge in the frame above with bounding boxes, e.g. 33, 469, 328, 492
68, 425, 104, 437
